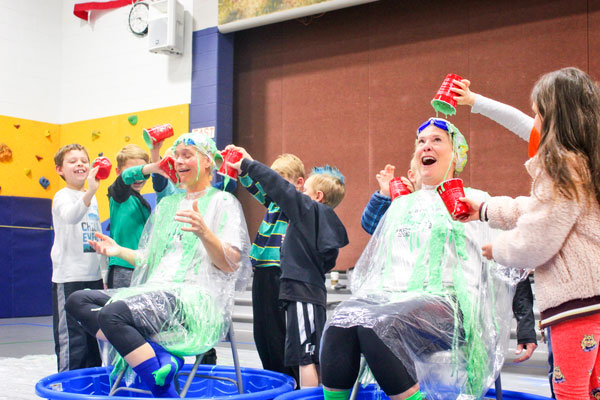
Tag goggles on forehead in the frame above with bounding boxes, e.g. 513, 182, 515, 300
416, 117, 454, 136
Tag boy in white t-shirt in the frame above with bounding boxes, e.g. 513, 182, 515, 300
51, 144, 104, 372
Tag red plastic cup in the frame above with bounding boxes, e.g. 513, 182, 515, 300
143, 123, 174, 149
92, 157, 112, 180
217, 149, 243, 180
159, 156, 178, 184
389, 177, 411, 200
431, 73, 463, 117
437, 178, 470, 219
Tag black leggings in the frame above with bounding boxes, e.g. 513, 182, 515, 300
320, 325, 416, 395
66, 290, 165, 357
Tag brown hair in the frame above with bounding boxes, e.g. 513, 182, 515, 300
308, 166, 345, 208
54, 144, 90, 181
54, 144, 89, 167
531, 67, 600, 204
116, 144, 150, 169
271, 153, 305, 180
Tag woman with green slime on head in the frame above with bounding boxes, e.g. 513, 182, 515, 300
319, 118, 523, 400
66, 132, 252, 398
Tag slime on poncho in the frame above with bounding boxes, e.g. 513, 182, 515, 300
329, 187, 523, 400
104, 187, 252, 383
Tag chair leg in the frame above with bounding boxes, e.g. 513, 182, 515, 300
178, 354, 204, 398
349, 358, 367, 400
495, 374, 503, 400
228, 326, 244, 394
174, 325, 244, 398
108, 368, 126, 396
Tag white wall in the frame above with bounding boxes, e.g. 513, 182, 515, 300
58, 0, 195, 123
0, 0, 212, 124
193, 0, 217, 31
0, 0, 62, 123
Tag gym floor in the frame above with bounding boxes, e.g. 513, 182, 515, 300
0, 315, 552, 400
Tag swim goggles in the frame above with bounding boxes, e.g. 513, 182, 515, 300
416, 117, 454, 136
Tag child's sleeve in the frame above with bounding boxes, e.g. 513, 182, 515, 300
361, 191, 391, 235
152, 173, 169, 194
53, 191, 91, 224
489, 175, 582, 269
212, 175, 238, 193
485, 195, 533, 231
108, 165, 147, 203
242, 159, 310, 221
239, 172, 273, 208
472, 94, 534, 142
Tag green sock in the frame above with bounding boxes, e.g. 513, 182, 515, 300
323, 388, 351, 400
405, 390, 424, 400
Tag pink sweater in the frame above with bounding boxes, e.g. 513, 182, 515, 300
487, 157, 600, 326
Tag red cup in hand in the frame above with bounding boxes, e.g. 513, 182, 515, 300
217, 149, 243, 180
431, 73, 463, 116
159, 156, 178, 184
437, 178, 470, 219
143, 123, 174, 149
92, 157, 112, 180
389, 177, 411, 201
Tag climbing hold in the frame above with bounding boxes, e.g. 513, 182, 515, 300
98, 152, 104, 157
128, 115, 138, 125
39, 177, 50, 189
0, 144, 12, 162
25, 168, 31, 176
45, 130, 51, 137
14, 124, 20, 129
35, 155, 43, 161
92, 130, 101, 140
124, 136, 131, 142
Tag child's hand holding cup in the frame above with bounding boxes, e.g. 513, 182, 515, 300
223, 145, 253, 174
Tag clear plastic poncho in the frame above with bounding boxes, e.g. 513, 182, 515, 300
102, 186, 252, 377
326, 185, 524, 400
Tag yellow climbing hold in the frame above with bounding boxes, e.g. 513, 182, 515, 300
25, 168, 31, 176
92, 130, 101, 140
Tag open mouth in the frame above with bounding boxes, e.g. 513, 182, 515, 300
421, 156, 437, 166
74, 168, 87, 175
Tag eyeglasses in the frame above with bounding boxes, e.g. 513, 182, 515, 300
416, 118, 453, 136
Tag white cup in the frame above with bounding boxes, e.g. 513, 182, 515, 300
330, 271, 340, 287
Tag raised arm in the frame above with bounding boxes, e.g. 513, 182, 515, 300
453, 79, 534, 142
239, 173, 273, 208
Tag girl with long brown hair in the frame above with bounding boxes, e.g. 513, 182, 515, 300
461, 67, 600, 400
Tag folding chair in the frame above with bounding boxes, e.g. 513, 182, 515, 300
109, 324, 244, 398
348, 358, 504, 400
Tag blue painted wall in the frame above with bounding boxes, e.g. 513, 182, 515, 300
190, 27, 235, 150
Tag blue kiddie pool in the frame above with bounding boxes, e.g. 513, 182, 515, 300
273, 386, 554, 400
36, 365, 295, 399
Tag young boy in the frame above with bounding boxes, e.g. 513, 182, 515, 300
107, 144, 167, 288
227, 145, 349, 388
51, 144, 104, 371
361, 156, 421, 235
239, 154, 305, 384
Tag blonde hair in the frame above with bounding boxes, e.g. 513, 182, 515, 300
309, 166, 345, 208
409, 154, 419, 176
271, 153, 305, 180
116, 144, 150, 169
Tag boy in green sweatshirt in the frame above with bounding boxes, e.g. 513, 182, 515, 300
107, 144, 167, 288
